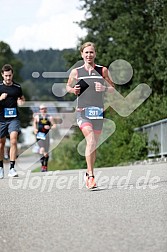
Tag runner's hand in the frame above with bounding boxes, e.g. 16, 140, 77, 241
95, 82, 105, 92
74, 84, 80, 95
0, 93, 7, 100
44, 125, 50, 130
17, 96, 25, 106
34, 129, 38, 134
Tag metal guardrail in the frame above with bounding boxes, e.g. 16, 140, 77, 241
135, 118, 167, 157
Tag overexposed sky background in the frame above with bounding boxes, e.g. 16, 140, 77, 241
0, 0, 86, 53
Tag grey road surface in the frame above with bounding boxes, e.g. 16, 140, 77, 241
0, 159, 167, 252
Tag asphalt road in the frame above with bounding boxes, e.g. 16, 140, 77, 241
0, 159, 167, 252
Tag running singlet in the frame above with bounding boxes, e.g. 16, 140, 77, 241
38, 115, 51, 134
76, 64, 105, 108
0, 82, 23, 121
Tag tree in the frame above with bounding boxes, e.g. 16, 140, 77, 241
0, 41, 23, 82
76, 0, 167, 94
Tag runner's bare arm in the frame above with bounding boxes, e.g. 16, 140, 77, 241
66, 69, 80, 95
33, 114, 39, 134
50, 116, 57, 129
103, 67, 115, 93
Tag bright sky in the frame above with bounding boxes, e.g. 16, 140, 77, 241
0, 0, 86, 53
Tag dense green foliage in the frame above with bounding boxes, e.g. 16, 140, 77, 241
0, 41, 23, 82
68, 0, 167, 93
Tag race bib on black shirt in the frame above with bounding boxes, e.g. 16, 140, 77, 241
4, 108, 17, 118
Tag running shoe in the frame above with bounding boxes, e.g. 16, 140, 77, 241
88, 175, 97, 189
41, 166, 47, 172
0, 167, 4, 179
84, 172, 89, 188
8, 168, 18, 177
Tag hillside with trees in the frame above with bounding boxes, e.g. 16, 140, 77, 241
15, 48, 74, 101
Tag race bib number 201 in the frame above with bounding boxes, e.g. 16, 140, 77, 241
85, 107, 103, 119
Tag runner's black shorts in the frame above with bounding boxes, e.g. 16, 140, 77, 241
76, 110, 103, 133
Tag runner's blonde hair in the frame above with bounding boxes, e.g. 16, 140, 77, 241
80, 42, 96, 53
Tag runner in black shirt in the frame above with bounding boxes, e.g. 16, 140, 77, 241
0, 64, 25, 179
33, 104, 56, 172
